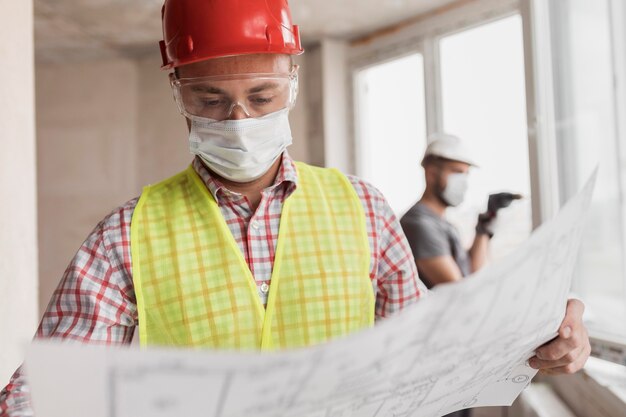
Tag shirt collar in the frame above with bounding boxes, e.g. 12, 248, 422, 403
192, 152, 299, 203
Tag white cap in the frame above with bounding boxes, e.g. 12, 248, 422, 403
422, 133, 479, 167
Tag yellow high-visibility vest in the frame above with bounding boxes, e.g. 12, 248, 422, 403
131, 162, 374, 350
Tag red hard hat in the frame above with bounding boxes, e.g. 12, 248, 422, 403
159, 0, 304, 70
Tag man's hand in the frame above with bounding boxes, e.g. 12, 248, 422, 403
487, 192, 523, 214
476, 192, 523, 238
528, 299, 591, 375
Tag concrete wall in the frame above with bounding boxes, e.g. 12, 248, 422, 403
297, 39, 353, 172
287, 54, 311, 163
0, 0, 39, 384
321, 39, 353, 173
303, 44, 327, 167
36, 59, 143, 312
135, 56, 193, 187
36, 54, 314, 315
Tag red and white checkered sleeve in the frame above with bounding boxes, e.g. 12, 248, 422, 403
0, 198, 139, 417
347, 176, 428, 320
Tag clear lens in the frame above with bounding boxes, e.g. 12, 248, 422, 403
171, 70, 298, 121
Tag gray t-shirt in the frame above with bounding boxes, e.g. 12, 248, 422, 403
400, 202, 471, 288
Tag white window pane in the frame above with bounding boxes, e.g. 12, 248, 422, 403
355, 53, 427, 215
440, 15, 532, 261
549, 0, 626, 340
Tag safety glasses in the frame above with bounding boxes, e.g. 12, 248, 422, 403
170, 66, 299, 122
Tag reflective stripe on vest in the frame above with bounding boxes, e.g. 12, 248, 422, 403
130, 162, 374, 350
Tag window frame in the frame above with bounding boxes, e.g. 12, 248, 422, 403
348, 0, 626, 361
523, 0, 626, 363
348, 0, 520, 178
351, 47, 426, 182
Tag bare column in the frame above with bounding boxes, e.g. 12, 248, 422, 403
0, 0, 38, 384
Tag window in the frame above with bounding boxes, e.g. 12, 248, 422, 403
548, 0, 626, 343
351, 0, 626, 360
439, 15, 533, 260
354, 53, 428, 215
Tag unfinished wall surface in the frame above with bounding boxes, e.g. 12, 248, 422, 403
286, 54, 311, 163
36, 59, 141, 313
322, 39, 353, 173
0, 0, 39, 385
303, 44, 327, 167
296, 40, 355, 172
135, 56, 191, 187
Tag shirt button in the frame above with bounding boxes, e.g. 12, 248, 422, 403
251, 221, 260, 230
260, 282, 270, 294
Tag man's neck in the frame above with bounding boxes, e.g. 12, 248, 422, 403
211, 157, 283, 212
419, 191, 447, 218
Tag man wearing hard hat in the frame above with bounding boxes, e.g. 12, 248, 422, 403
401, 134, 522, 288
401, 134, 525, 417
1, 1, 590, 415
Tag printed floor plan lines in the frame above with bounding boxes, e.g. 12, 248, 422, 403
26, 171, 597, 417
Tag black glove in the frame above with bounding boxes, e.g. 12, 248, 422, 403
476, 192, 523, 238
487, 192, 523, 214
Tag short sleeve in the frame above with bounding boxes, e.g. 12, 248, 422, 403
400, 213, 451, 260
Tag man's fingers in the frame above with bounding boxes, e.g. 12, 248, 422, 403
530, 324, 590, 373
535, 329, 582, 361
536, 341, 591, 375
530, 299, 590, 375
535, 299, 586, 361
560, 299, 585, 335
529, 346, 583, 369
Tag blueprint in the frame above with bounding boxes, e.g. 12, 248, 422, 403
25, 171, 596, 417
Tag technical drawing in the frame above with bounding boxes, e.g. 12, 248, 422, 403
25, 171, 597, 417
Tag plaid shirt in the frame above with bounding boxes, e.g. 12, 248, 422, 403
0, 153, 425, 416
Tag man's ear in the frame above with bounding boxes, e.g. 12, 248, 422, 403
424, 164, 436, 184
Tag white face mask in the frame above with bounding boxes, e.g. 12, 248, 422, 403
441, 172, 469, 207
188, 108, 293, 183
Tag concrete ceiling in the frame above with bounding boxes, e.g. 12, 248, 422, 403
35, 0, 461, 63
